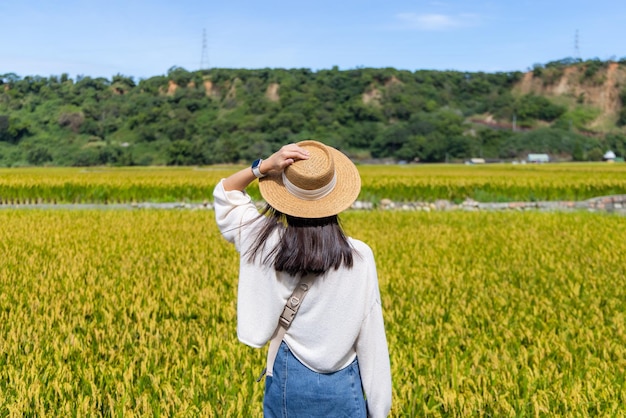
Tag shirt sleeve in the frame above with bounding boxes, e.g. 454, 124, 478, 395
355, 258, 392, 417
213, 179, 261, 251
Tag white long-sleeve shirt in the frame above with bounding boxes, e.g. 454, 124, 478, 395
213, 180, 392, 417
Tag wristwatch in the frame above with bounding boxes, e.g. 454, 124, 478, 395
251, 158, 266, 178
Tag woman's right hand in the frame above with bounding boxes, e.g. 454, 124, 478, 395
261, 144, 310, 175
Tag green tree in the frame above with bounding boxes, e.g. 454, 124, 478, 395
0, 116, 30, 143
26, 146, 53, 165
515, 95, 566, 122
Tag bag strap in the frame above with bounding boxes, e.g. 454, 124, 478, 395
257, 275, 315, 381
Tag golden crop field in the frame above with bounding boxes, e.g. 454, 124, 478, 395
1, 209, 625, 417
1, 163, 626, 204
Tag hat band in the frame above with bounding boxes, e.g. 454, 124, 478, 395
282, 172, 337, 201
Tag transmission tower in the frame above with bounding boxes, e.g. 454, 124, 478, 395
200, 28, 209, 70
574, 29, 581, 60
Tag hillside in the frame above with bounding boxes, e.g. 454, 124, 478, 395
514, 60, 626, 129
1, 59, 625, 167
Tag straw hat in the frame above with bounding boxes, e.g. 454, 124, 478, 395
259, 140, 361, 218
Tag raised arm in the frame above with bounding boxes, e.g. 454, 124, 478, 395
222, 143, 310, 192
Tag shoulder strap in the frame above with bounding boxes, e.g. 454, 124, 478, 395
257, 275, 315, 381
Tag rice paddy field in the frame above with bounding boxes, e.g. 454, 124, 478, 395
1, 162, 626, 204
1, 164, 626, 416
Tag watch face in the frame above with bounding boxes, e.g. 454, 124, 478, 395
252, 159, 264, 178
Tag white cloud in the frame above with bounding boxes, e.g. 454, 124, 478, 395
395, 12, 480, 31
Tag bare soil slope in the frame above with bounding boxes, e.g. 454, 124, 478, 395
516, 63, 625, 116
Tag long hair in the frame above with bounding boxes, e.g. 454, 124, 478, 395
246, 205, 355, 277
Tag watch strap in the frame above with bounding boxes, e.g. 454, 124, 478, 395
251, 159, 265, 178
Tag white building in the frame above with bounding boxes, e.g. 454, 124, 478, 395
603, 150, 616, 162
527, 153, 550, 163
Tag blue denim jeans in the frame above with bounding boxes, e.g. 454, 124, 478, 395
264, 342, 367, 417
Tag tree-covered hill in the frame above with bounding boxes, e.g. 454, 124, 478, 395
1, 58, 626, 167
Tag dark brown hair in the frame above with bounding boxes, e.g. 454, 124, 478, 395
246, 205, 355, 277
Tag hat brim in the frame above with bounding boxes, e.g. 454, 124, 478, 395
259, 146, 361, 218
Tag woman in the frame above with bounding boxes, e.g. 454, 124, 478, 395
214, 141, 392, 417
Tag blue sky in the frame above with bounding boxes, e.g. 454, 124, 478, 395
2, 0, 626, 80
